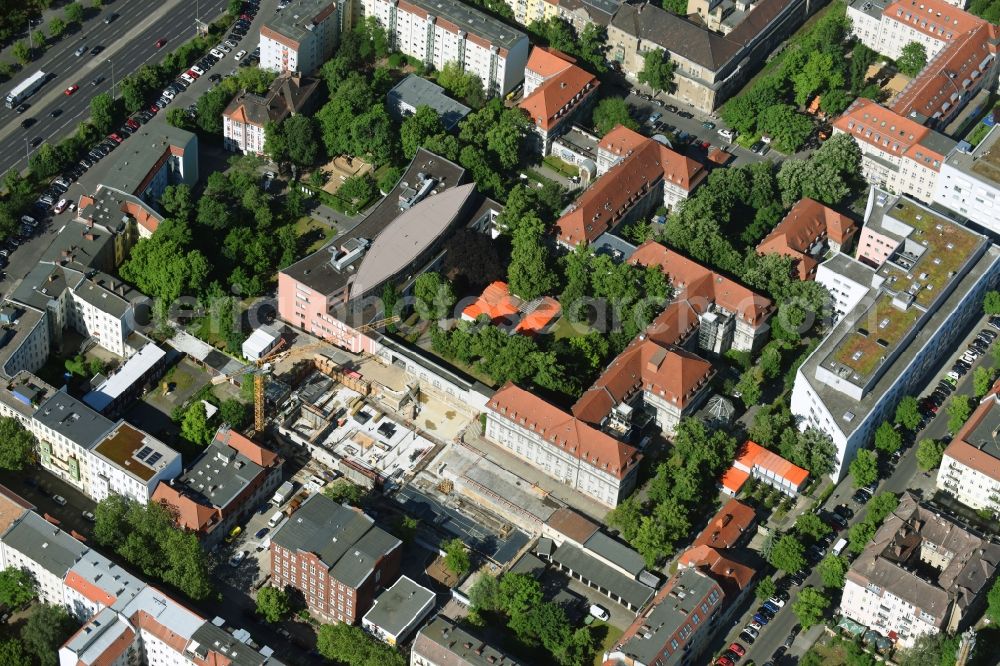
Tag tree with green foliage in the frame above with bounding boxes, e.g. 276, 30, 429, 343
592, 97, 637, 135
0, 417, 36, 470
867, 492, 899, 524
735, 367, 763, 407
0, 640, 30, 666
120, 220, 211, 314
768, 535, 807, 573
894, 396, 922, 431
0, 567, 37, 608
437, 61, 486, 107
638, 48, 676, 92
795, 513, 832, 541
848, 520, 877, 554
874, 421, 903, 454
850, 450, 879, 488
758, 104, 815, 153
316, 623, 406, 666
983, 290, 1000, 315
12, 41, 31, 65
987, 576, 1000, 624
787, 427, 838, 477
219, 399, 249, 428
49, 18, 67, 39
897, 632, 962, 666
195, 87, 231, 134
897, 42, 928, 77
414, 272, 457, 321
817, 555, 848, 589
793, 51, 845, 107
64, 2, 84, 24
337, 173, 377, 214
181, 402, 213, 446
849, 43, 878, 93
974, 365, 996, 398
948, 395, 973, 434
401, 106, 445, 159
507, 214, 556, 300
443, 538, 471, 577
255, 586, 291, 623
323, 481, 367, 506
90, 92, 118, 135
282, 116, 321, 167
22, 604, 76, 666
756, 576, 777, 602
792, 587, 830, 629
916, 438, 946, 471
378, 166, 403, 193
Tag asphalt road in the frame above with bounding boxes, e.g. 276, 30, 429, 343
0, 0, 229, 174
711, 312, 998, 666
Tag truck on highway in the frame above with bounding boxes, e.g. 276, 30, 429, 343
5, 71, 48, 109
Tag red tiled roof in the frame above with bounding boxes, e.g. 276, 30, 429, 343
756, 198, 857, 281
690, 499, 756, 550
677, 545, 755, 596
152, 483, 219, 532
597, 124, 648, 157
556, 142, 705, 245
720, 467, 751, 494
488, 383, 640, 479
572, 339, 714, 425
943, 384, 1000, 482
519, 64, 598, 131
724, 440, 809, 491
644, 301, 700, 347
525, 46, 577, 78
630, 241, 772, 325
214, 427, 279, 468
883, 0, 983, 43
834, 98, 947, 169
65, 570, 117, 607
546, 506, 599, 544
891, 22, 998, 124
514, 296, 561, 335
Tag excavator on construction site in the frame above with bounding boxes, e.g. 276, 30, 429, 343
211, 316, 399, 431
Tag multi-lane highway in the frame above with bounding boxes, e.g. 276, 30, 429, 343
0, 0, 228, 174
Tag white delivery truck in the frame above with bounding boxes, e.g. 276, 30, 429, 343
271, 480, 294, 505
5, 71, 47, 108
832, 538, 848, 556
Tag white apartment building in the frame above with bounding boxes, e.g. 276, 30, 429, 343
933, 125, 1000, 234
833, 98, 956, 203
361, 0, 530, 97
88, 422, 181, 503
841, 493, 1000, 647
937, 389, 1000, 514
260, 0, 340, 75
485, 383, 641, 508
32, 391, 116, 494
791, 189, 1000, 480
0, 305, 50, 379
846, 0, 981, 61
0, 487, 285, 666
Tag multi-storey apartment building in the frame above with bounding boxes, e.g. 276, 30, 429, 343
88, 422, 181, 503
519, 47, 599, 154
937, 385, 1000, 514
603, 567, 726, 666
572, 338, 714, 436
361, 0, 530, 97
260, 0, 341, 75
841, 492, 1000, 647
833, 99, 956, 203
485, 383, 642, 508
846, 0, 984, 61
933, 125, 1000, 234
32, 390, 116, 494
554, 133, 706, 246
791, 189, 1000, 479
223, 74, 320, 154
153, 427, 283, 544
412, 616, 521, 666
270, 494, 402, 624
0, 486, 285, 665
629, 241, 773, 353
756, 198, 858, 281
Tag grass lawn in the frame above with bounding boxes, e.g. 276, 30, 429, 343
592, 624, 624, 666
294, 216, 336, 255
543, 155, 580, 177
551, 316, 593, 340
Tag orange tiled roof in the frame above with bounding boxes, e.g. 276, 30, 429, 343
727, 440, 809, 489
65, 570, 117, 607
891, 22, 998, 124
597, 124, 648, 158
555, 142, 705, 245
720, 466, 751, 494
488, 383, 640, 479
756, 198, 857, 281
525, 45, 577, 79
514, 296, 561, 335
572, 339, 714, 425
678, 545, 756, 596
214, 427, 279, 468
152, 483, 219, 533
690, 499, 756, 550
943, 382, 1000, 482
883, 0, 983, 42
630, 241, 772, 325
462, 281, 521, 322
519, 64, 598, 131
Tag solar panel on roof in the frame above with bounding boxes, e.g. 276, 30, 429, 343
135, 446, 153, 460
146, 452, 162, 466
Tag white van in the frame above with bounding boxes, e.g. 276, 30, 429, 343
589, 604, 610, 621
832, 537, 848, 556
268, 510, 284, 528
718, 128, 736, 141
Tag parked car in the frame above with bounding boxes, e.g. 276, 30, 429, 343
768, 596, 786, 608
191, 65, 205, 76
588, 604, 610, 621
752, 613, 770, 626
53, 495, 67, 506
739, 631, 756, 645
728, 643, 746, 657
235, 49, 248, 59
702, 121, 716, 129
229, 550, 247, 566
53, 198, 69, 214
82, 511, 96, 521
717, 658, 734, 666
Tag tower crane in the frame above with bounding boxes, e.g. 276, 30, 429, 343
212, 316, 399, 431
